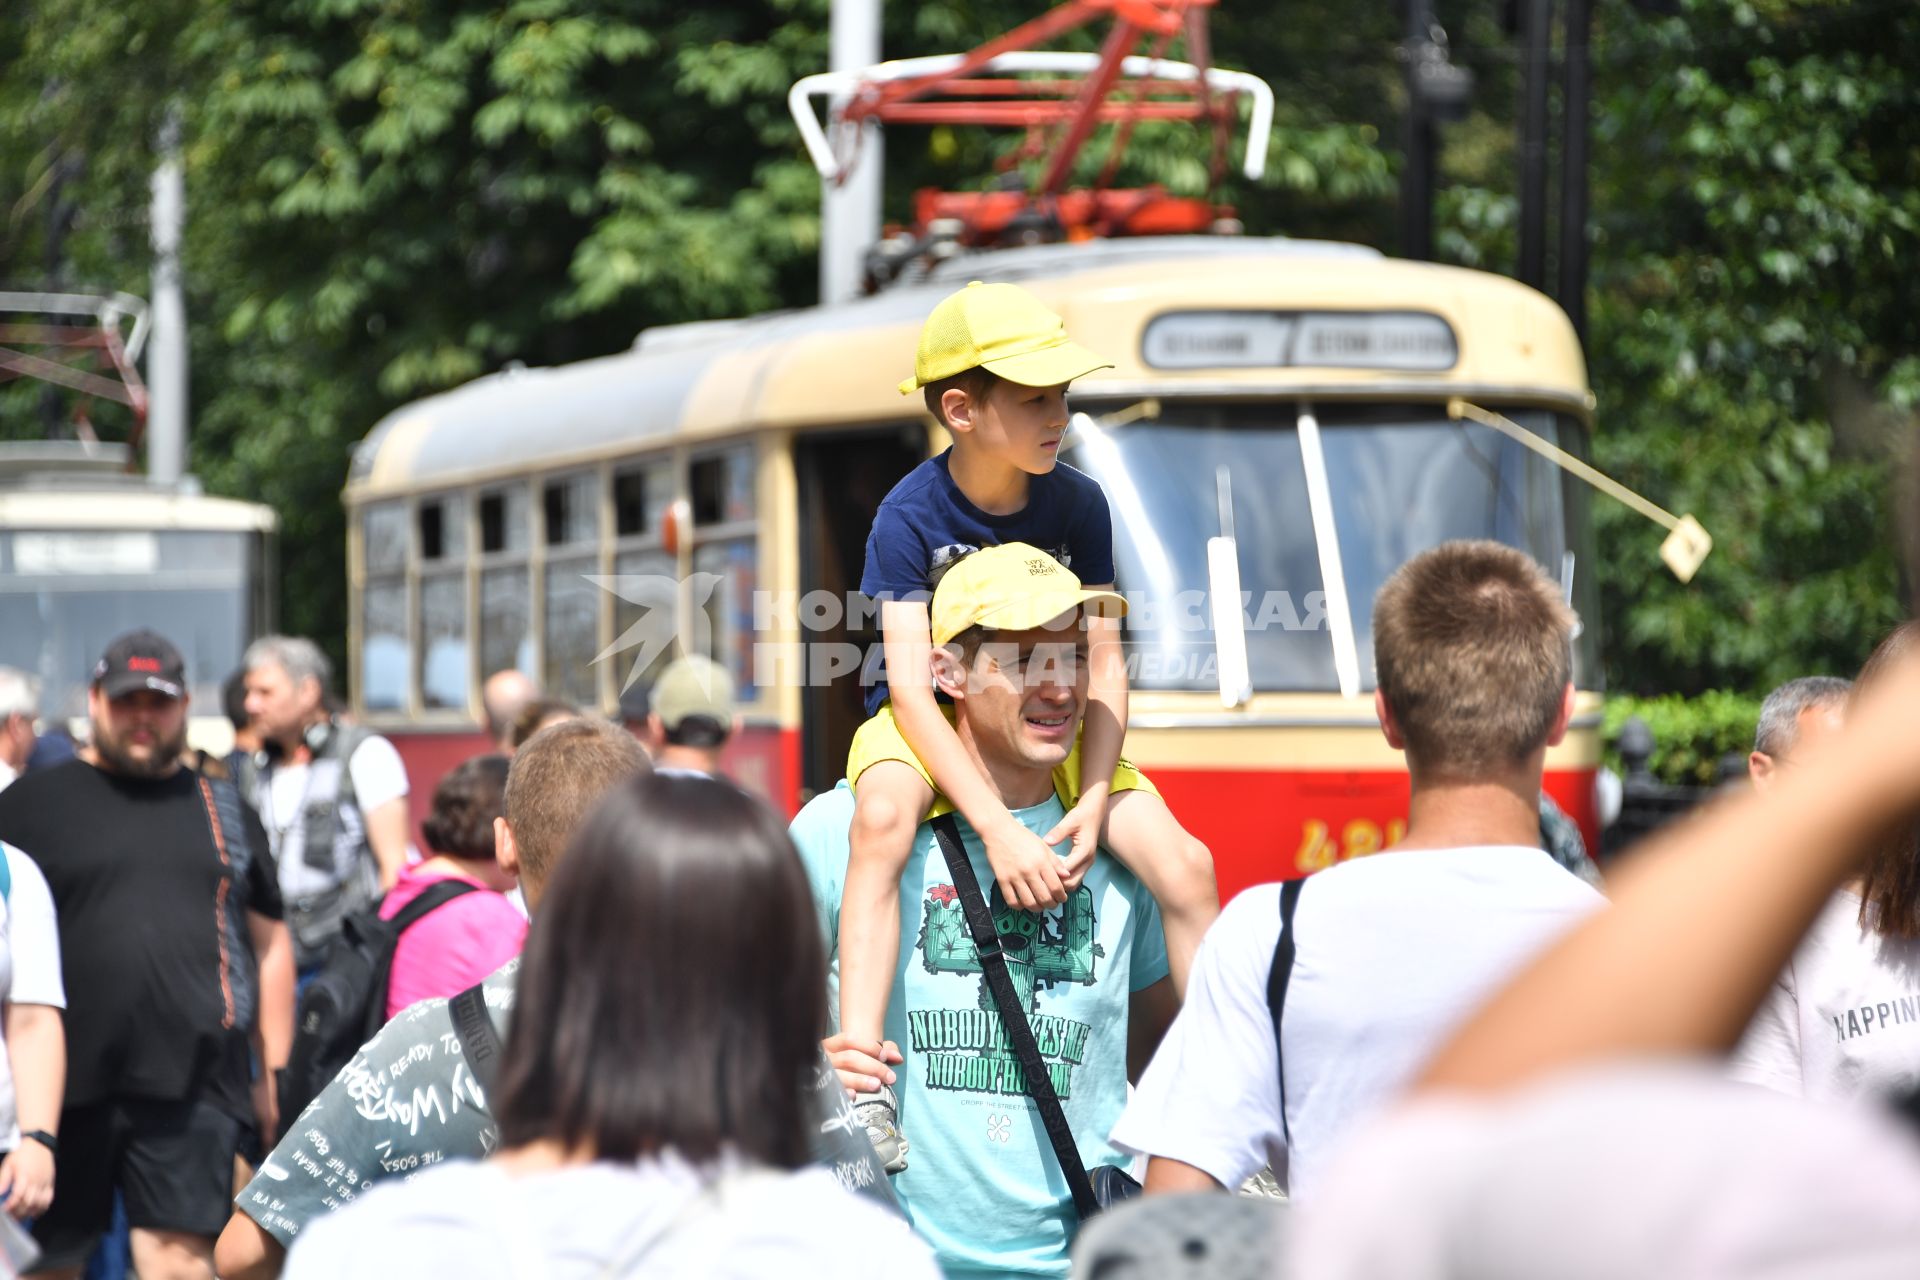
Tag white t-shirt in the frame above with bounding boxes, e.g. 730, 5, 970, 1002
1731, 890, 1920, 1102
283, 1154, 940, 1280
1291, 1064, 1920, 1279
1111, 845, 1603, 1198
0, 844, 64, 1150
266, 734, 410, 898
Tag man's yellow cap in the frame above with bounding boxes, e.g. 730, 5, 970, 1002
899, 281, 1113, 396
930, 543, 1127, 646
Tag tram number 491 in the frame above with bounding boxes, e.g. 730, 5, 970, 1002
1295, 818, 1408, 873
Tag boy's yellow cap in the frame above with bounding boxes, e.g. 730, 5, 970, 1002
899, 281, 1113, 395
931, 543, 1126, 646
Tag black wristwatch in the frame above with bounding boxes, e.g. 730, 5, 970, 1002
19, 1129, 55, 1156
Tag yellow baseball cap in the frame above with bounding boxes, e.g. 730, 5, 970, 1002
930, 543, 1127, 646
899, 281, 1113, 396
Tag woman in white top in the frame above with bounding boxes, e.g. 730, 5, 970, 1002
286, 773, 937, 1279
1734, 622, 1920, 1101
0, 842, 64, 1218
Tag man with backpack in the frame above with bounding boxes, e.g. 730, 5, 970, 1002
1109, 541, 1606, 1200
241, 636, 411, 976
0, 630, 294, 1280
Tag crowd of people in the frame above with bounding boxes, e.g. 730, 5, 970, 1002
0, 279, 1909, 1279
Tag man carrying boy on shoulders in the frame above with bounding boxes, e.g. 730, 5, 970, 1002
837, 281, 1217, 1166
797, 544, 1179, 1279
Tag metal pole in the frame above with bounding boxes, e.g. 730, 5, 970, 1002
1558, 0, 1592, 340
820, 0, 883, 304
1399, 0, 1434, 261
1517, 0, 1554, 291
148, 106, 188, 486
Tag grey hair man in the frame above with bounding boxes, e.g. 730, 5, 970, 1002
242, 636, 411, 972
1748, 676, 1851, 793
0, 667, 38, 791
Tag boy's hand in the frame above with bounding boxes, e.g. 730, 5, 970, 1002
1044, 789, 1106, 895
985, 821, 1068, 910
824, 1033, 902, 1096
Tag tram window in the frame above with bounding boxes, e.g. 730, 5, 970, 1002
694, 538, 757, 693
362, 579, 407, 711
1061, 407, 1335, 692
610, 547, 676, 715
1314, 404, 1596, 688
480, 566, 534, 682
543, 474, 597, 547
614, 462, 673, 538
363, 502, 407, 575
419, 573, 468, 709
479, 487, 528, 555
418, 496, 466, 563
690, 446, 754, 527
543, 554, 600, 705
0, 529, 257, 721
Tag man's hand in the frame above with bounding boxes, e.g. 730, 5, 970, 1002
823, 1033, 902, 1096
984, 821, 1067, 911
1043, 784, 1107, 895
0, 1142, 53, 1219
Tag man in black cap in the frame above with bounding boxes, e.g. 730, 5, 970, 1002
0, 630, 293, 1280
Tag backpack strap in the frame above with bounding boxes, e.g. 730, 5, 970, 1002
1265, 878, 1304, 1146
389, 878, 483, 933
450, 980, 504, 1099
930, 814, 1099, 1221
0, 844, 13, 905
358, 879, 485, 1039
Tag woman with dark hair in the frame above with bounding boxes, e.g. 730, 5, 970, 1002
284, 773, 936, 1277
1732, 621, 1920, 1100
378, 753, 527, 1017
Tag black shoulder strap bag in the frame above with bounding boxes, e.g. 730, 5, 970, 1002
1266, 877, 1305, 1147
931, 814, 1139, 1223
450, 981, 504, 1099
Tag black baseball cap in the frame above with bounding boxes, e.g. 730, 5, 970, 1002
92, 629, 187, 700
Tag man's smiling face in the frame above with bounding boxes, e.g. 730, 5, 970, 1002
945, 608, 1089, 776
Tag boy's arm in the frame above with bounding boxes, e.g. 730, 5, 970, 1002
1046, 594, 1125, 874
882, 600, 1065, 909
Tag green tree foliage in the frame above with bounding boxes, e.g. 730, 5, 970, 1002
1578, 0, 1918, 692
1, 0, 1913, 696
1602, 689, 1760, 784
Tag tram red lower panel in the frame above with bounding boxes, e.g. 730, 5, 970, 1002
387, 724, 803, 852
1149, 766, 1600, 906
388, 727, 1594, 913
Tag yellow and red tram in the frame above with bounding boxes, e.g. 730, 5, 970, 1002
344, 235, 1601, 903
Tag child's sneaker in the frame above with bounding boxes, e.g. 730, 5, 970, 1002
855, 1084, 910, 1174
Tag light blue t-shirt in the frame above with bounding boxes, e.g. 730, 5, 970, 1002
791, 782, 1171, 1279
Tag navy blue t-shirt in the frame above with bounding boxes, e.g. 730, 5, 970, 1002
859, 448, 1115, 714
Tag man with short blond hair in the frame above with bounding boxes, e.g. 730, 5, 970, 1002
216, 717, 648, 1279
1113, 540, 1604, 1200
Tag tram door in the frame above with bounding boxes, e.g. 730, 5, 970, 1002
794, 426, 924, 800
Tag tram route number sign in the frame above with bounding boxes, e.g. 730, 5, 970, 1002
1142, 310, 1459, 373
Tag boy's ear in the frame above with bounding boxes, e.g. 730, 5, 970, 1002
931, 644, 970, 701
941, 386, 977, 434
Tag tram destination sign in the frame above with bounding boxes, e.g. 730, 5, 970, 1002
1141, 310, 1458, 373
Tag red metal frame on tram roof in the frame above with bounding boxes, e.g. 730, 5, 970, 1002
837, 0, 1236, 235
0, 313, 149, 448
